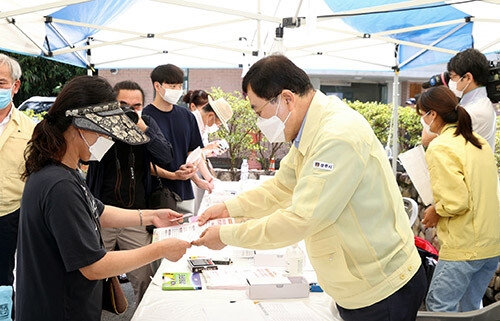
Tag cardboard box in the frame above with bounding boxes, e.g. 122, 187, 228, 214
247, 276, 309, 300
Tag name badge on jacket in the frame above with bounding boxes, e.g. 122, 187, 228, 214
313, 161, 334, 171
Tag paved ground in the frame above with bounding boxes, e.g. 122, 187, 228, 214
101, 281, 137, 321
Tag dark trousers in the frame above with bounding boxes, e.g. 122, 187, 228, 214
337, 264, 427, 321
0, 209, 20, 286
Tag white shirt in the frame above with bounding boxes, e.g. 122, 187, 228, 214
0, 105, 13, 137
460, 87, 496, 150
191, 109, 209, 146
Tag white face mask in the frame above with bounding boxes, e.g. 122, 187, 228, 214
136, 109, 142, 118
420, 112, 439, 136
80, 131, 115, 161
256, 95, 291, 143
207, 123, 219, 134
448, 76, 470, 98
160, 86, 183, 105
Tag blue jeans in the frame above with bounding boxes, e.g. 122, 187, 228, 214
426, 256, 500, 312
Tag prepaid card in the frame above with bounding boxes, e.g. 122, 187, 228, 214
162, 272, 202, 290
153, 217, 236, 243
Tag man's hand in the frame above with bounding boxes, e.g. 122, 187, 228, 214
157, 239, 191, 262
422, 205, 440, 228
151, 209, 183, 227
197, 203, 229, 226
175, 163, 197, 180
192, 226, 226, 250
136, 116, 148, 132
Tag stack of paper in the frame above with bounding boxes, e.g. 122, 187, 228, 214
398, 145, 434, 205
202, 267, 290, 290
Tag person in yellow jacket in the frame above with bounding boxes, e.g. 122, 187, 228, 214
419, 86, 500, 312
193, 55, 426, 321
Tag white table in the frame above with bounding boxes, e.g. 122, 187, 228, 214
131, 245, 342, 321
132, 179, 343, 320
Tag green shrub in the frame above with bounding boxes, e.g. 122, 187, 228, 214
347, 101, 421, 153
208, 87, 259, 171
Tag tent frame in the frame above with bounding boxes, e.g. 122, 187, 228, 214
3, 0, 500, 175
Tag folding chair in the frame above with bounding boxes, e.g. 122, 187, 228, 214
403, 197, 419, 227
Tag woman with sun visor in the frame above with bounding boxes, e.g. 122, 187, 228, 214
15, 75, 191, 321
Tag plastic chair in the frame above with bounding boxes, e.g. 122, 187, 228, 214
416, 300, 500, 320
403, 197, 419, 227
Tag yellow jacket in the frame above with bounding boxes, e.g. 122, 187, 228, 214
426, 123, 500, 261
0, 106, 35, 216
220, 91, 421, 309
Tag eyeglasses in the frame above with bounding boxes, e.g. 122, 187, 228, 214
254, 96, 279, 117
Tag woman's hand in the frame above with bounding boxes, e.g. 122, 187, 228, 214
158, 239, 191, 262
151, 209, 183, 227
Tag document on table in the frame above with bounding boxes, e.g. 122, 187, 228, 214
398, 145, 434, 205
202, 301, 323, 321
202, 267, 290, 290
152, 218, 236, 243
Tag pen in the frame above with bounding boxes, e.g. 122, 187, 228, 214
149, 276, 161, 287
170, 213, 194, 222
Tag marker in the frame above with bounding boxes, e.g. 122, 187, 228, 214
170, 213, 194, 222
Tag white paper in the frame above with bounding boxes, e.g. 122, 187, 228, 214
186, 146, 203, 166
153, 218, 236, 243
203, 267, 290, 289
246, 268, 291, 285
203, 301, 324, 321
202, 269, 249, 290
203, 301, 266, 321
398, 145, 434, 205
257, 302, 324, 321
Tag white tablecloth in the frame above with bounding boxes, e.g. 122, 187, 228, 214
132, 179, 343, 321
131, 245, 342, 321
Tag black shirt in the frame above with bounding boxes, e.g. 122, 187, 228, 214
16, 164, 106, 321
100, 143, 147, 208
86, 114, 173, 209
143, 104, 203, 200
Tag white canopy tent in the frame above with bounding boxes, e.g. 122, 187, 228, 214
1, 0, 499, 172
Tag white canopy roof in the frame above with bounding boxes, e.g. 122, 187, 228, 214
1, 0, 499, 73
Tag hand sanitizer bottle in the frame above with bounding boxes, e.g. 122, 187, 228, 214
285, 243, 305, 276
240, 159, 249, 181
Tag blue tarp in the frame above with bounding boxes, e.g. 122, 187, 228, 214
323, 0, 473, 69
45, 0, 136, 67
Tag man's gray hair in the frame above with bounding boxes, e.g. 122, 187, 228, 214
0, 53, 22, 81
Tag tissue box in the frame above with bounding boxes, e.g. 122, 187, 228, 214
247, 276, 309, 300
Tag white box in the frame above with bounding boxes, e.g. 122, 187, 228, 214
253, 253, 285, 267
247, 276, 310, 300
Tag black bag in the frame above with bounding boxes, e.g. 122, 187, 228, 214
147, 164, 182, 233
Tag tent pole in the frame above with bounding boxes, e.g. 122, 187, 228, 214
391, 44, 400, 176
87, 37, 93, 76
392, 69, 399, 176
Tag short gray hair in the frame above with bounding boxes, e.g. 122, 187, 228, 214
0, 53, 22, 81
